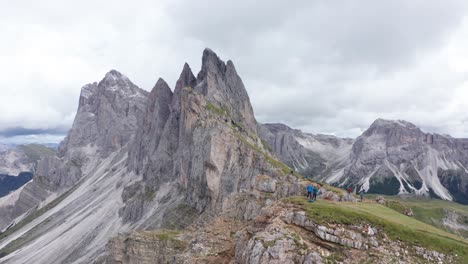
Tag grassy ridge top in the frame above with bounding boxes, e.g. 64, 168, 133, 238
18, 144, 55, 163
286, 197, 468, 262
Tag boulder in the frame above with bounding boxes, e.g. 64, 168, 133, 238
403, 208, 414, 216
375, 196, 385, 205
340, 193, 357, 202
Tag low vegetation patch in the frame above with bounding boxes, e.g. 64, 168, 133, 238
206, 102, 227, 116
384, 200, 407, 214
233, 132, 300, 177
286, 197, 468, 262
146, 230, 187, 250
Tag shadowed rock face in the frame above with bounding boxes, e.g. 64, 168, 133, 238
261, 118, 468, 204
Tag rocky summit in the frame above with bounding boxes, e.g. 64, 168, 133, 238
0, 49, 467, 264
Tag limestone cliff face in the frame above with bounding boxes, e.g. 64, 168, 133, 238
61, 70, 148, 157
0, 71, 149, 231
124, 49, 281, 221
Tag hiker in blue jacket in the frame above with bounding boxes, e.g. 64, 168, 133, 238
306, 184, 313, 200
312, 185, 318, 201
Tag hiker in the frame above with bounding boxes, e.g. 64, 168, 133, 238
306, 184, 313, 200
359, 187, 365, 202
312, 184, 318, 201
347, 187, 353, 194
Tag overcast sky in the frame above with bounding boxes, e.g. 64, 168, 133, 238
1, 0, 468, 144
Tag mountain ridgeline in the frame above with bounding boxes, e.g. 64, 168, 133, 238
0, 49, 467, 264
260, 119, 468, 204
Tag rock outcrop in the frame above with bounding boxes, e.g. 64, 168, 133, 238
105, 201, 455, 264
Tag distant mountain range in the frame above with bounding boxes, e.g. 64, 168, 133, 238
0, 144, 55, 198
260, 119, 468, 204
0, 172, 33, 197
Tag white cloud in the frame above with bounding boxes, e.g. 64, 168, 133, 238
1, 0, 468, 143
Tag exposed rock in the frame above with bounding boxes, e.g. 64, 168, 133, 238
103, 200, 451, 264
403, 207, 414, 217
375, 196, 386, 205
414, 246, 453, 263
318, 188, 340, 202
442, 209, 468, 233
255, 175, 277, 193
340, 193, 357, 202
105, 230, 187, 264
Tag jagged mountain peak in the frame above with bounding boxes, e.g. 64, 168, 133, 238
370, 118, 418, 129
147, 78, 173, 116
79, 82, 98, 99
176, 63, 197, 90
363, 118, 421, 138
96, 69, 148, 98
199, 48, 226, 76
59, 69, 149, 159
195, 48, 258, 133
103, 69, 127, 81
153, 78, 171, 93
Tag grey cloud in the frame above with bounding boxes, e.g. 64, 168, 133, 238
0, 127, 67, 138
1, 0, 468, 143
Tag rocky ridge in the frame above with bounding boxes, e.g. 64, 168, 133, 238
104, 200, 458, 264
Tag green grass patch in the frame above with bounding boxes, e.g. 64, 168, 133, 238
322, 185, 346, 197
144, 186, 155, 201
233, 132, 301, 177
366, 194, 468, 236
384, 200, 407, 214
18, 144, 56, 164
285, 197, 468, 262
260, 139, 273, 153
146, 230, 187, 250
206, 102, 227, 116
